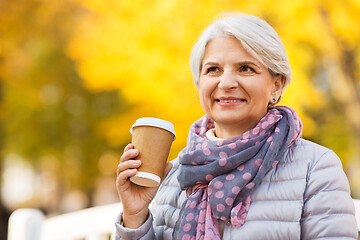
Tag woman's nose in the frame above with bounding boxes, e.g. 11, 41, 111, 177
218, 71, 238, 89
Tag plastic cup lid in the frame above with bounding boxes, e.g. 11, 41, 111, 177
130, 117, 176, 141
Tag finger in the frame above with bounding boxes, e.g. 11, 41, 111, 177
116, 168, 138, 189
120, 148, 139, 163
160, 162, 173, 184
124, 143, 134, 152
117, 160, 142, 176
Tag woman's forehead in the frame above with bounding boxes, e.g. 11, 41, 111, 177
202, 37, 263, 67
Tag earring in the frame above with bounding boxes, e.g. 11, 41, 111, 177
272, 98, 276, 103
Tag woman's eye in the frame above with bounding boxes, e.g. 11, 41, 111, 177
207, 66, 218, 73
240, 66, 255, 72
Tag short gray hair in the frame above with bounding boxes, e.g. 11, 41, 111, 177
190, 13, 291, 93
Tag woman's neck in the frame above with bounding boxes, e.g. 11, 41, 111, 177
214, 121, 257, 139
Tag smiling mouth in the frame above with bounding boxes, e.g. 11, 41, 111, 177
217, 99, 244, 103
215, 98, 246, 103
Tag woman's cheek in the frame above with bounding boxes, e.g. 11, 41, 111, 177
199, 93, 208, 112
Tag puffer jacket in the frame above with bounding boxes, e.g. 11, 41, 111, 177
116, 138, 358, 239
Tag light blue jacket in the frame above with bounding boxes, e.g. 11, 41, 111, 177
116, 139, 358, 239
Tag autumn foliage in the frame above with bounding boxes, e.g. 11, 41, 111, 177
1, 0, 360, 215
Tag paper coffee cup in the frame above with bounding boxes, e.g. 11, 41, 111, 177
129, 117, 176, 187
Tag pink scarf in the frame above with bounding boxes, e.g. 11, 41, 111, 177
173, 106, 302, 240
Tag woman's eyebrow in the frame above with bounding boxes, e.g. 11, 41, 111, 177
203, 60, 261, 67
235, 61, 260, 68
202, 61, 219, 67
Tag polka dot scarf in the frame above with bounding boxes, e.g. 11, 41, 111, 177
173, 106, 302, 240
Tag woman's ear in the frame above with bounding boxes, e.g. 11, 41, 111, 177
269, 75, 285, 105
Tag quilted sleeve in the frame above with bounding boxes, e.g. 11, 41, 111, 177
301, 149, 358, 239
115, 211, 155, 240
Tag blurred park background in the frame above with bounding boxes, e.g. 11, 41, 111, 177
1, 0, 360, 238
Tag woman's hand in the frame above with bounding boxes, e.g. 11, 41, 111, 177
116, 143, 173, 229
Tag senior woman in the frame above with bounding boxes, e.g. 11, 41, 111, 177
115, 13, 358, 239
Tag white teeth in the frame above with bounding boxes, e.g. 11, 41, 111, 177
219, 99, 242, 103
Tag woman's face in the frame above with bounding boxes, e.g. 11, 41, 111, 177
199, 36, 283, 138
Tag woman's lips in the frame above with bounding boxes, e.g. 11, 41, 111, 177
215, 97, 246, 106
217, 99, 243, 103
